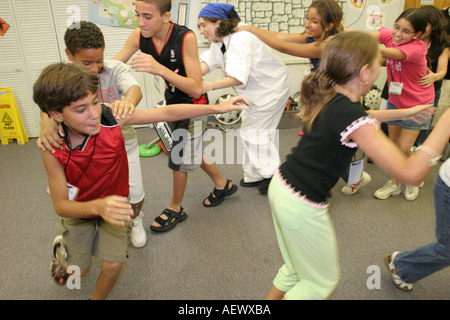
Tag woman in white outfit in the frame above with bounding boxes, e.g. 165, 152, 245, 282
198, 3, 290, 195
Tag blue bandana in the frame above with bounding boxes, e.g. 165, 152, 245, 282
198, 3, 240, 21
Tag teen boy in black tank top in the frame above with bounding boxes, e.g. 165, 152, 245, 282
113, 0, 238, 232
140, 22, 195, 131
140, 22, 193, 105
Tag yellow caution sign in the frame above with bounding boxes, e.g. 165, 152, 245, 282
0, 87, 28, 145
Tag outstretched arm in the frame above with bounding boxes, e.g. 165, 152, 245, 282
119, 96, 249, 126
202, 76, 242, 93
351, 108, 450, 186
367, 104, 435, 123
237, 26, 323, 58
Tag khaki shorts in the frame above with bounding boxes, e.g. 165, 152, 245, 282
57, 217, 131, 271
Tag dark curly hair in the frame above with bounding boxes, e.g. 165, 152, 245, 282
200, 10, 240, 37
64, 20, 105, 55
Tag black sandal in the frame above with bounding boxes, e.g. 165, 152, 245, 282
203, 180, 238, 207
150, 207, 188, 232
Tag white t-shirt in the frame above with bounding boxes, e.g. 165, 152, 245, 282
200, 24, 289, 109
98, 59, 139, 139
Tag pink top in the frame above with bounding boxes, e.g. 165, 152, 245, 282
379, 26, 434, 108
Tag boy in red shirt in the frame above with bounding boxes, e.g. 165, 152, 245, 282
34, 62, 247, 299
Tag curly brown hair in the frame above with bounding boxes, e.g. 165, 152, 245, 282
64, 21, 105, 55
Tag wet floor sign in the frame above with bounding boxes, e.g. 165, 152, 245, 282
0, 88, 28, 145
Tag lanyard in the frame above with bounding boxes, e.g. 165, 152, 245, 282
388, 59, 402, 83
64, 135, 97, 186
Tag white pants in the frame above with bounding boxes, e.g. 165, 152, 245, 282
125, 137, 145, 204
239, 99, 286, 182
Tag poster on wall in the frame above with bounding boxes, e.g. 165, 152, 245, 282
88, 0, 138, 28
349, 0, 366, 9
88, 0, 191, 28
346, 0, 404, 31
366, 5, 383, 30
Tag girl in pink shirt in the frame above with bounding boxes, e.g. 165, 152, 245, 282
370, 8, 434, 201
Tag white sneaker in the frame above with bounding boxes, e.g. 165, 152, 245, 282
374, 180, 401, 200
342, 171, 372, 195
404, 184, 419, 201
131, 213, 147, 248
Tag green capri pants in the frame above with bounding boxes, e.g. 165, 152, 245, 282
268, 172, 340, 300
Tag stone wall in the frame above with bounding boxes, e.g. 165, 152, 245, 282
200, 0, 346, 33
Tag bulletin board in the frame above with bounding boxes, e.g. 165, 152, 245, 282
404, 0, 450, 9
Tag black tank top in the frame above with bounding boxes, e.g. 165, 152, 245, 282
140, 22, 193, 105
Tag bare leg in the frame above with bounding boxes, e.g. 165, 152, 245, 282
91, 261, 123, 300
150, 170, 187, 228
201, 154, 234, 206
388, 126, 420, 185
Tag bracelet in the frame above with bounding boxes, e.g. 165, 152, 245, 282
416, 145, 442, 167
212, 82, 217, 91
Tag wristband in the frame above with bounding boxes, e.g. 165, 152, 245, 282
417, 145, 442, 167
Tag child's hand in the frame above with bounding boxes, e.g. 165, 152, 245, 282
37, 116, 64, 153
110, 98, 136, 120
235, 25, 254, 33
418, 69, 437, 88
97, 196, 133, 227
131, 53, 164, 75
402, 104, 435, 123
218, 96, 250, 113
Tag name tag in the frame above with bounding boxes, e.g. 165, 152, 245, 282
347, 159, 364, 185
389, 81, 403, 95
67, 183, 80, 201
46, 183, 80, 201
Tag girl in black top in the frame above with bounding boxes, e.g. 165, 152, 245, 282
266, 31, 450, 300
